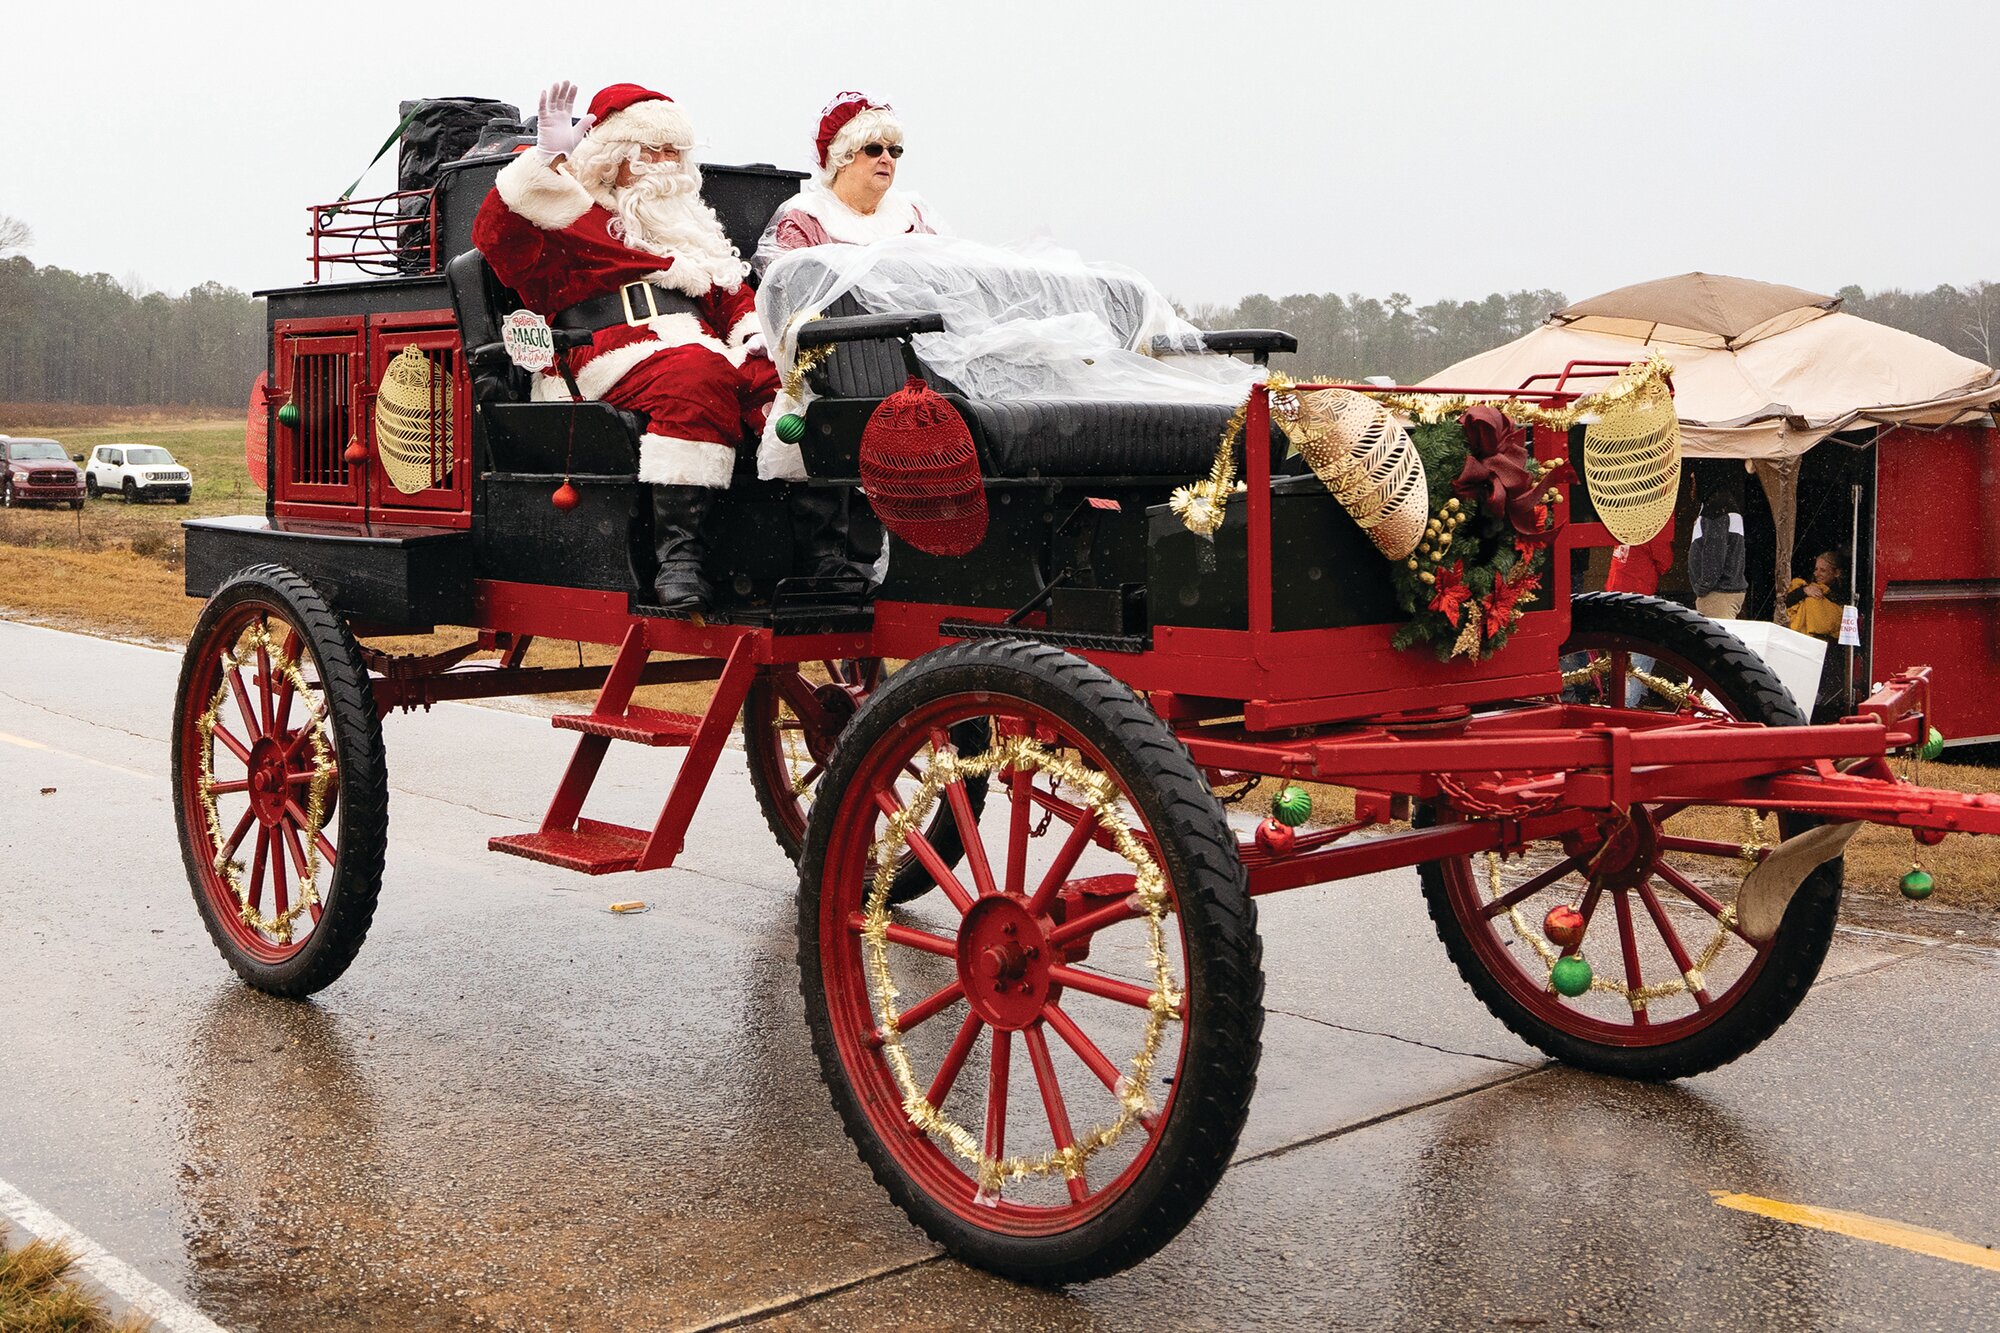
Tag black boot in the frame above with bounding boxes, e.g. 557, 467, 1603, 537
652, 484, 716, 612
789, 484, 877, 583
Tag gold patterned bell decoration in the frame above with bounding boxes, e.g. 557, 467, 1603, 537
1581, 369, 1680, 545
373, 345, 455, 495
1270, 385, 1428, 560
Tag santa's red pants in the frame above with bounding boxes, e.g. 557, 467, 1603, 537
605, 345, 780, 489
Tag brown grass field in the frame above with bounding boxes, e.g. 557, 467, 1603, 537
3, 413, 1996, 914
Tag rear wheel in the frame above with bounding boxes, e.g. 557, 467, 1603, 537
172, 564, 388, 996
800, 640, 1263, 1283
744, 659, 987, 904
1420, 592, 1842, 1080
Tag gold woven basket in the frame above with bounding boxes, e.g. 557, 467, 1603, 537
1271, 387, 1428, 560
1582, 373, 1680, 545
374, 345, 455, 495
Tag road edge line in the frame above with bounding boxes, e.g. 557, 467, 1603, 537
0, 1176, 231, 1333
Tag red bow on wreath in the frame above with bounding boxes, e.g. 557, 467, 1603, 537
1452, 407, 1573, 544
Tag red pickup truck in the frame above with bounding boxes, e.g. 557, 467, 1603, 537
0, 436, 87, 509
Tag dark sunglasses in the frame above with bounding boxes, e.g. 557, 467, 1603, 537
859, 142, 904, 159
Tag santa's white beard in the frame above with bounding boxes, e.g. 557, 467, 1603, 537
610, 161, 748, 291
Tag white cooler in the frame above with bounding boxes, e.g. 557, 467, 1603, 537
1710, 619, 1828, 718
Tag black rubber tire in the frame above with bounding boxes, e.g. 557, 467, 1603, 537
122, 478, 138, 503
85, 476, 99, 499
1, 481, 12, 508
798, 638, 1264, 1284
68, 498, 83, 511
1420, 591, 1843, 1081
171, 563, 389, 997
175, 495, 190, 505
743, 663, 989, 905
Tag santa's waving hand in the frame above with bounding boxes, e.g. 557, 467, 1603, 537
473, 82, 788, 613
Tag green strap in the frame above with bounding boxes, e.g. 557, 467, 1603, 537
336, 104, 427, 203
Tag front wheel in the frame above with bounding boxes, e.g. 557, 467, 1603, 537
122, 478, 138, 502
799, 640, 1264, 1283
1420, 592, 1843, 1080
171, 564, 388, 996
85, 475, 100, 499
68, 498, 84, 511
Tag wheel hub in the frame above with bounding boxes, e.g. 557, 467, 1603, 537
244, 737, 291, 826
1590, 805, 1659, 890
958, 896, 1054, 1030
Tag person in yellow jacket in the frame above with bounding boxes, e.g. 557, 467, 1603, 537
1785, 550, 1846, 640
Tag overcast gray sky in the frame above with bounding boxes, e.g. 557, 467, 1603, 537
8, 0, 1996, 307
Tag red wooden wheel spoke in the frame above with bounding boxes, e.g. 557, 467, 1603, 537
220, 807, 256, 860
1654, 862, 1755, 943
925, 1012, 985, 1111
1636, 880, 1711, 1006
847, 912, 958, 958
1042, 1002, 1123, 1095
1026, 783, 1123, 859
1478, 852, 1587, 919
1658, 834, 1759, 859
247, 827, 269, 911
901, 762, 927, 784
873, 790, 975, 913
269, 825, 290, 918
897, 978, 966, 1033
280, 820, 311, 880
1046, 896, 1142, 950
1047, 965, 1161, 1012
226, 666, 262, 741
271, 656, 296, 742
211, 724, 253, 765
942, 775, 999, 898
254, 634, 274, 733
982, 1030, 1011, 1192
1024, 1024, 1089, 1204
1612, 890, 1648, 1025
1025, 804, 1099, 917
283, 799, 340, 870
797, 763, 824, 789
1004, 768, 1032, 898
208, 778, 250, 796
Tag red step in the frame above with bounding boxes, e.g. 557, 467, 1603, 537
551, 705, 702, 746
489, 818, 648, 874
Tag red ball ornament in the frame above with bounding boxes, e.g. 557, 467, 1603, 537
1254, 817, 1296, 857
550, 480, 580, 512
343, 437, 368, 465
1543, 904, 1586, 950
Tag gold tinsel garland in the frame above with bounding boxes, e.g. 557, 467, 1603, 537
195, 621, 335, 944
862, 733, 1178, 1193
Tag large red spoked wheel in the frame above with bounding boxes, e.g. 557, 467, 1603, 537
799, 640, 1263, 1284
1422, 592, 1843, 1080
171, 564, 387, 997
744, 659, 987, 903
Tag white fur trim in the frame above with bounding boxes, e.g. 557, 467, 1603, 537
494, 149, 594, 230
571, 338, 666, 400
530, 370, 574, 401
776, 185, 925, 245
821, 108, 903, 181
652, 260, 719, 298
640, 432, 735, 488
591, 98, 694, 149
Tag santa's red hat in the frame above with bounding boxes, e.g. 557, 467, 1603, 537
815, 91, 902, 180
586, 83, 694, 149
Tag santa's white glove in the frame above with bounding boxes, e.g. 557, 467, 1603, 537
742, 331, 768, 357
535, 81, 596, 158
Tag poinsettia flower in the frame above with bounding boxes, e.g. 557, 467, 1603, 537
1429, 560, 1473, 627
1485, 568, 1541, 638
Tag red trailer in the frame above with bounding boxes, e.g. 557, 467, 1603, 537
172, 147, 2000, 1285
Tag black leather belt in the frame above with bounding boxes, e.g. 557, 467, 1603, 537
554, 280, 701, 333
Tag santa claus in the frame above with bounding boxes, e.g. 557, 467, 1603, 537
472, 81, 778, 612
752, 91, 940, 274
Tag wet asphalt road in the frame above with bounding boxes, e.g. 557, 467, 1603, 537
1, 616, 1997, 1331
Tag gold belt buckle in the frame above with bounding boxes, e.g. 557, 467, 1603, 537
619, 280, 660, 327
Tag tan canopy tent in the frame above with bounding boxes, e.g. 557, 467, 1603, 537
1422, 272, 2000, 608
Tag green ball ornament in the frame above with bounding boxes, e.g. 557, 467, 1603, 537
1921, 727, 1945, 762
1550, 955, 1593, 997
276, 401, 300, 429
774, 412, 807, 444
1900, 868, 1936, 901
1273, 785, 1312, 827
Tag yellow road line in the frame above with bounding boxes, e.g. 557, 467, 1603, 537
0, 729, 155, 782
1711, 1191, 2000, 1273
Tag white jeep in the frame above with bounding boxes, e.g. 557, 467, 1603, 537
85, 444, 193, 504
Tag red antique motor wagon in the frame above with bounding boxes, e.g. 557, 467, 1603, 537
174, 139, 2000, 1284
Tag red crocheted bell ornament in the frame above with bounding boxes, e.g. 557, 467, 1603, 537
859, 376, 988, 557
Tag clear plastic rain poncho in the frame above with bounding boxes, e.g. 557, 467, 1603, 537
752, 234, 1259, 478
